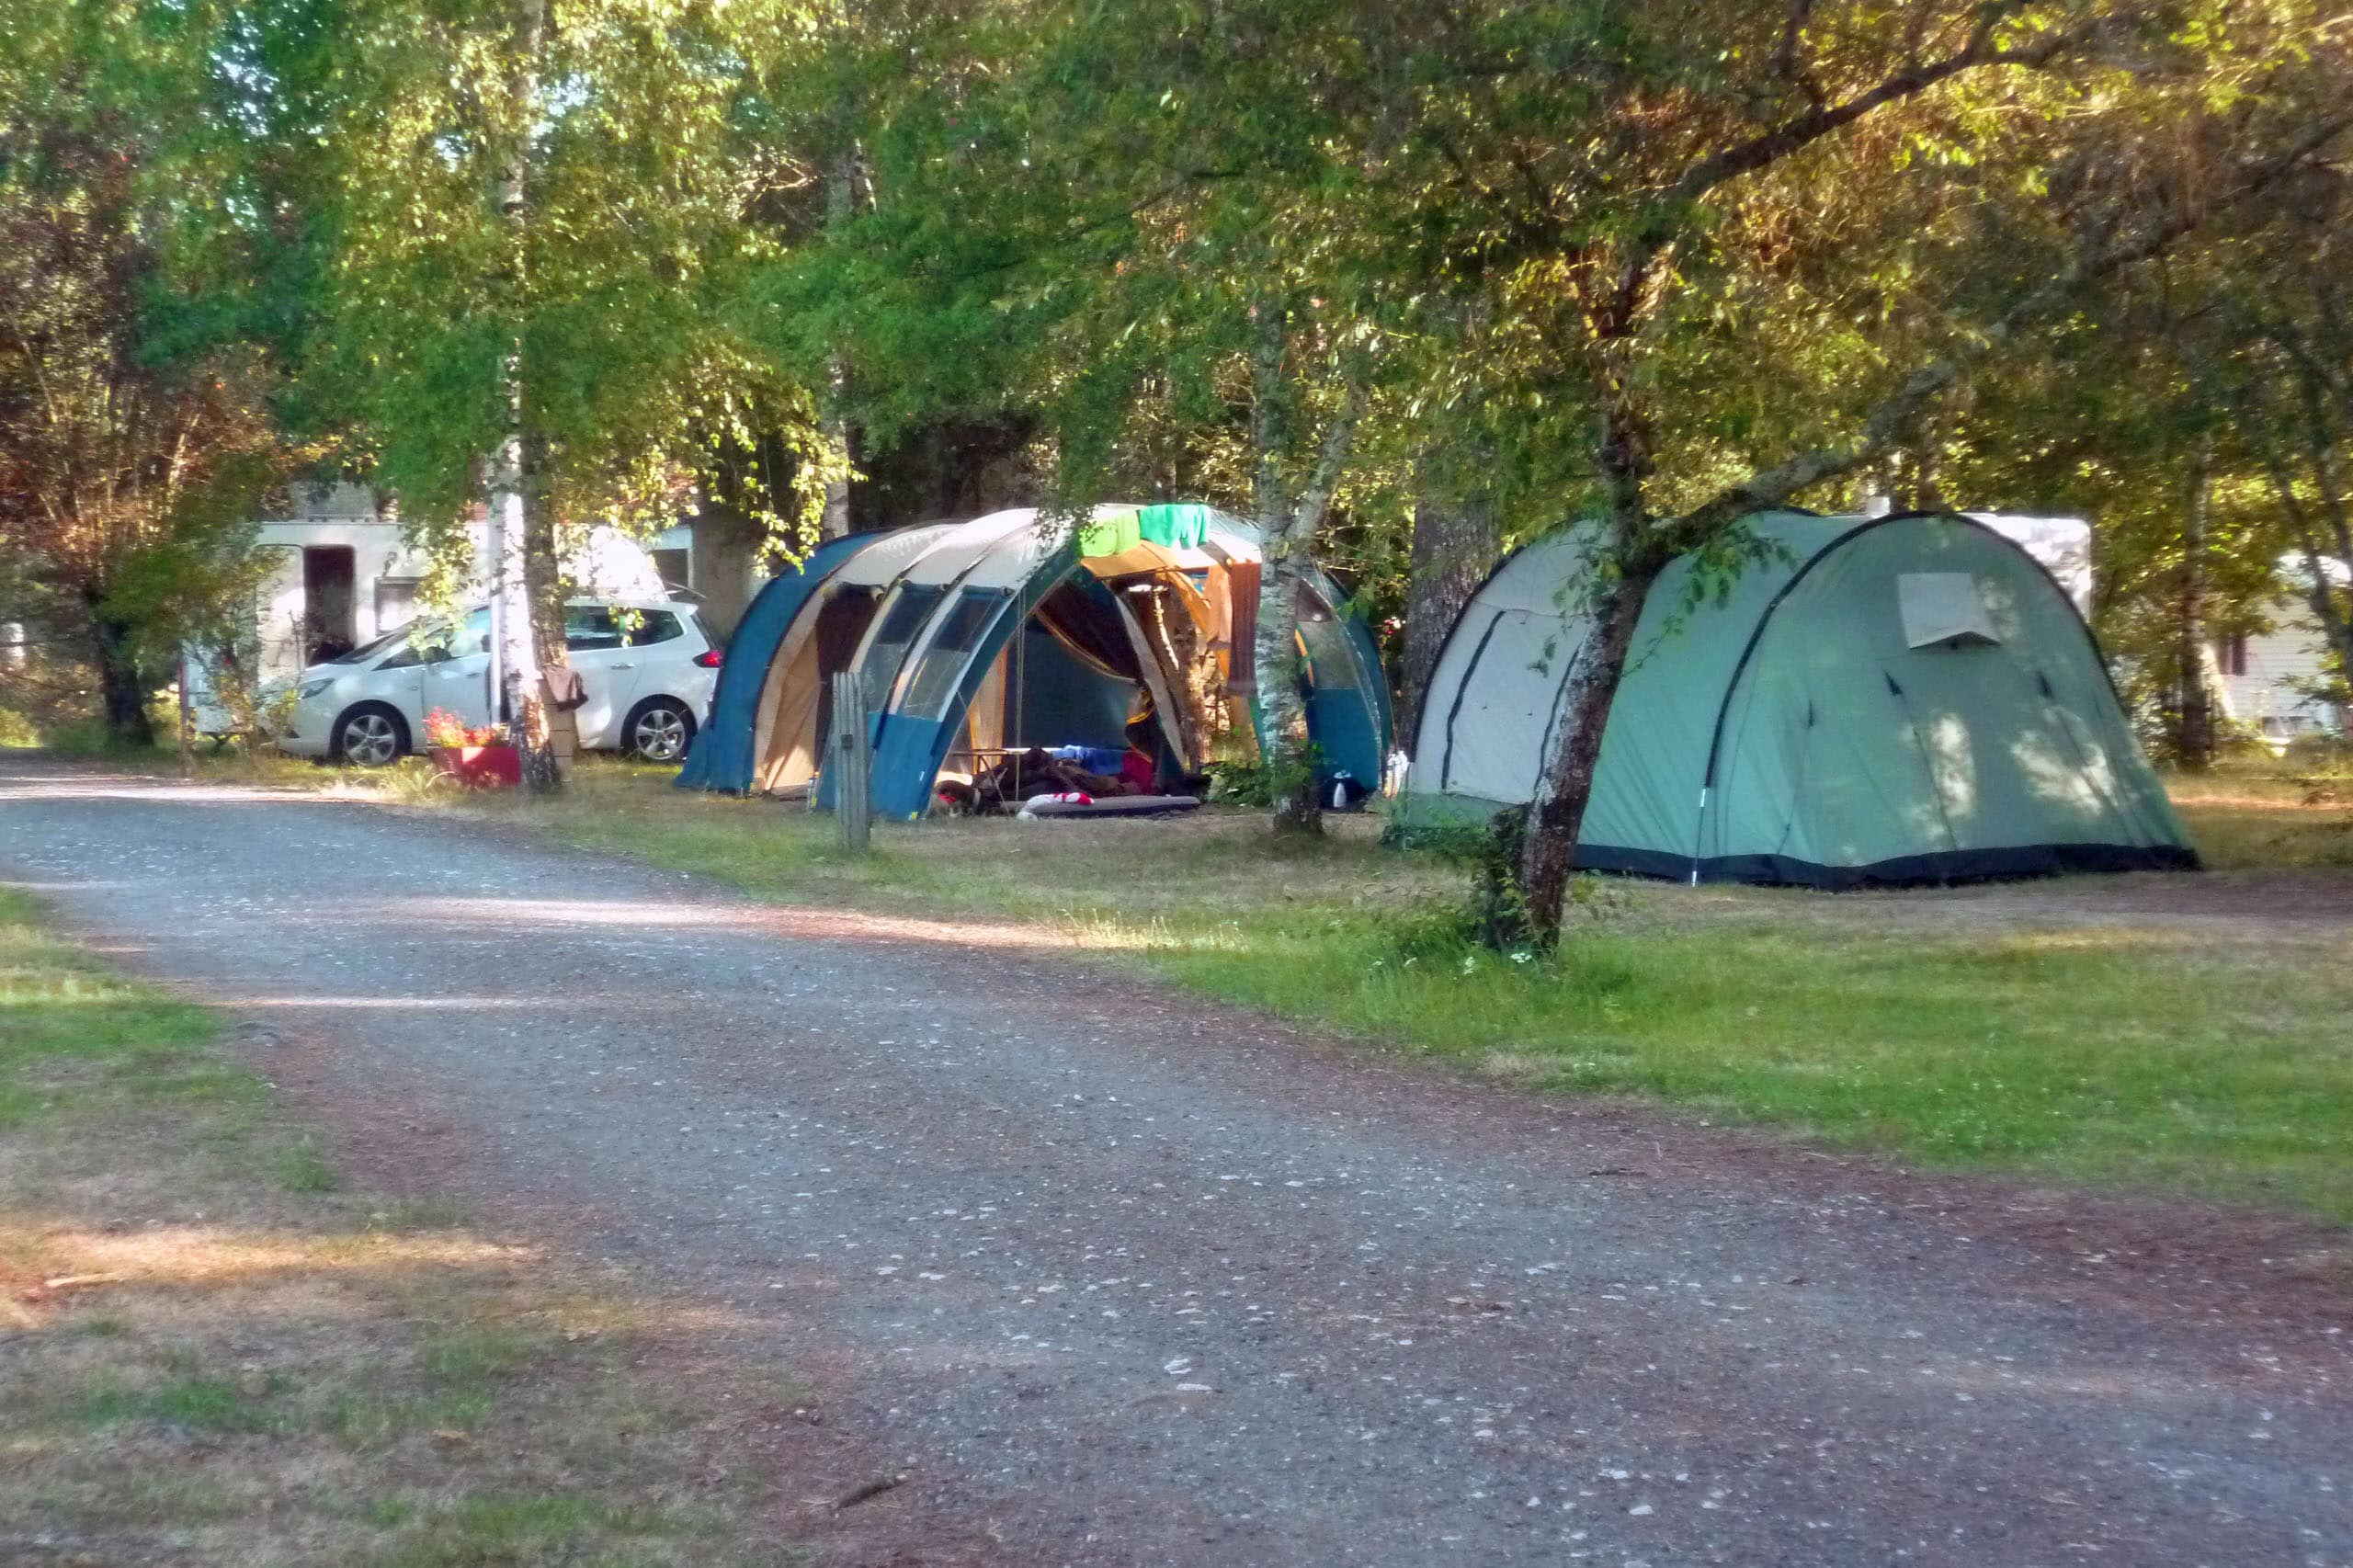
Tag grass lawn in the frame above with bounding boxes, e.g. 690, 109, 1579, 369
2161, 758, 2353, 869
0, 887, 816, 1566
471, 761, 2353, 1224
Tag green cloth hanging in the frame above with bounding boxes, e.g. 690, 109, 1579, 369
1135, 503, 1214, 550
1076, 510, 1142, 559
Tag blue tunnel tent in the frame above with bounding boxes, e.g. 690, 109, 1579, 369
674, 523, 957, 794
677, 504, 1392, 818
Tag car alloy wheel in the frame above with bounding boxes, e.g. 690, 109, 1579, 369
339, 710, 401, 767
631, 702, 689, 763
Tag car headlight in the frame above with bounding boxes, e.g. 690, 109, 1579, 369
298, 678, 335, 699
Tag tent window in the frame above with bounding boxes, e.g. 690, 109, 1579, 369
1898, 573, 1999, 649
900, 590, 1006, 720
859, 585, 943, 710
1297, 609, 1360, 689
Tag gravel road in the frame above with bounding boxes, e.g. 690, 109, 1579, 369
5, 755, 2348, 1568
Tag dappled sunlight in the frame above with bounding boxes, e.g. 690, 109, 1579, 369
1988, 927, 2203, 955
0, 834, 883, 1567
1924, 711, 1979, 824
1052, 911, 1242, 954
2174, 790, 2350, 812
213, 993, 545, 1011
0, 775, 317, 806
375, 892, 1108, 953
377, 895, 757, 931
0, 991, 171, 1007
11, 1224, 532, 1290
2009, 727, 2115, 822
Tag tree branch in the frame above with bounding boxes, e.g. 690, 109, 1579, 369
1661, 9, 2072, 226
1290, 369, 1370, 544
1669, 110, 2353, 543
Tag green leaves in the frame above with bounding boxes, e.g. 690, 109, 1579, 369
243, 0, 837, 557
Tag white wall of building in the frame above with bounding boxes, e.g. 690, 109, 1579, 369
2215, 590, 2346, 740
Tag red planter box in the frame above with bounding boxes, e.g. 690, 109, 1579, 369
428, 744, 521, 788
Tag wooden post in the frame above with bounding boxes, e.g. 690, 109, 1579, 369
176, 652, 196, 779
828, 669, 871, 852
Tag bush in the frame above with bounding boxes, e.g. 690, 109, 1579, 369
1203, 753, 1318, 808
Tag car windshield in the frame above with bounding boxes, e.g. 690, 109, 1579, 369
338, 608, 489, 668
326, 626, 412, 665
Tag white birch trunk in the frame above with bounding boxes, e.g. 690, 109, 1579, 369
489, 0, 557, 791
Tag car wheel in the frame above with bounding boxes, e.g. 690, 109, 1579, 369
624, 697, 695, 763
332, 704, 408, 767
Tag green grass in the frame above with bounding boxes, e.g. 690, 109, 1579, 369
496, 766, 2353, 1224
419, 1322, 567, 1385
272, 1134, 343, 1192
368, 1492, 762, 1568
2165, 761, 2353, 869
0, 889, 234, 1129
1154, 910, 2353, 1213
85, 1375, 290, 1436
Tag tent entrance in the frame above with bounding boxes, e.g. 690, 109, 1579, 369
934, 574, 1202, 804
751, 584, 882, 794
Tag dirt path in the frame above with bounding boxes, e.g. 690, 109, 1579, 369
5, 755, 2349, 1568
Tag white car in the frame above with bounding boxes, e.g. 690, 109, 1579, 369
277, 599, 722, 767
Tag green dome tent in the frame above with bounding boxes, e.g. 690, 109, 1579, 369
1398, 510, 2197, 888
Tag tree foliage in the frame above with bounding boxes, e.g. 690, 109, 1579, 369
0, 6, 292, 744
6, 0, 2346, 893
784, 0, 2348, 926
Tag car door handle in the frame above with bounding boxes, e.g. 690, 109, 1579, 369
610, 662, 633, 671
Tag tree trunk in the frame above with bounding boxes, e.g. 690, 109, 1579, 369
2295, 539, 2353, 707
688, 501, 767, 640
490, 0, 558, 793
488, 427, 554, 789
2298, 429, 2353, 708
2175, 437, 2215, 770
1243, 294, 1370, 833
1517, 367, 1655, 944
1397, 473, 1499, 744
1251, 547, 1320, 834
819, 417, 855, 541
522, 459, 569, 790
819, 148, 860, 542
88, 602, 153, 748
1513, 555, 1656, 941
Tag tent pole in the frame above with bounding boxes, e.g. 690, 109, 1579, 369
1689, 786, 1708, 885
1010, 605, 1025, 801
